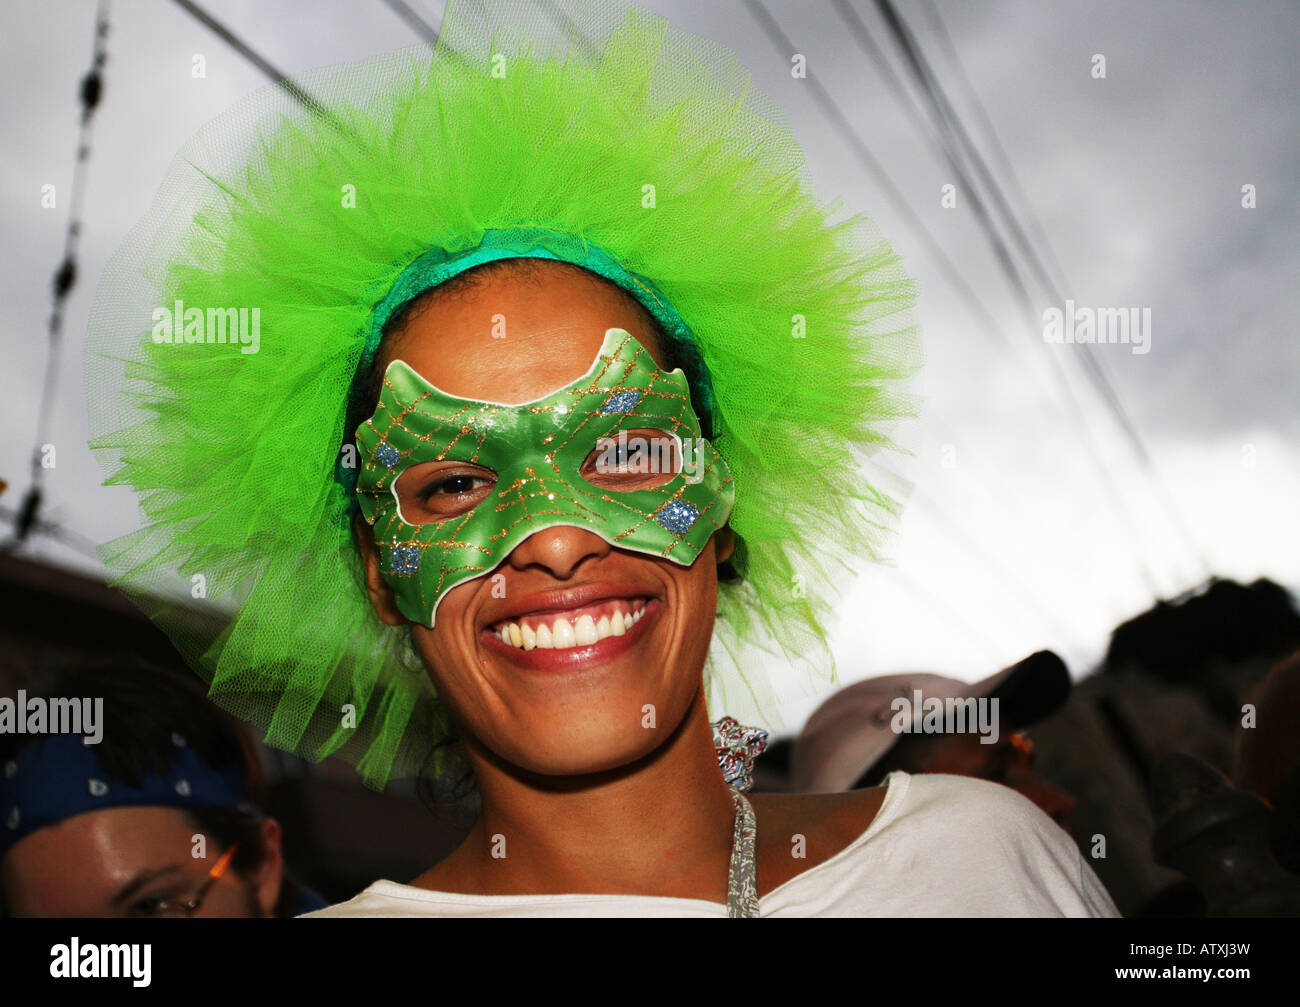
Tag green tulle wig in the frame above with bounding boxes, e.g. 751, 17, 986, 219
85, 0, 920, 789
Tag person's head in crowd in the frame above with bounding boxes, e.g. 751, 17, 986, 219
1236, 647, 1300, 875
791, 651, 1078, 827
0, 659, 321, 917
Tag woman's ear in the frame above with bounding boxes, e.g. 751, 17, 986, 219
354, 514, 408, 626
252, 817, 285, 918
714, 524, 736, 566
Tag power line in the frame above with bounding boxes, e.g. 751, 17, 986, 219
170, 0, 349, 132
824, 0, 1180, 592
824, 0, 953, 169
13, 0, 111, 547
743, 0, 1164, 595
913, 0, 1070, 298
856, 0, 1173, 592
12, 0, 362, 552
377, 0, 437, 42
0, 506, 104, 562
741, 0, 1018, 359
768, 0, 1153, 610
869, 0, 1063, 310
920, 3, 1211, 582
869, 0, 1209, 583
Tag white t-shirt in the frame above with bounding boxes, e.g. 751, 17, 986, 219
302, 771, 1119, 917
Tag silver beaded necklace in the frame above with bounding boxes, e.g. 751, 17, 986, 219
726, 787, 759, 917
713, 717, 765, 918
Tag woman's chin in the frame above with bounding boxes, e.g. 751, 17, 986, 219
485, 716, 680, 782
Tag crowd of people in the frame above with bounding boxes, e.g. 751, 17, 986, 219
4, 574, 1296, 917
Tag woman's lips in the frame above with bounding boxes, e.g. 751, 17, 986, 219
481, 598, 660, 670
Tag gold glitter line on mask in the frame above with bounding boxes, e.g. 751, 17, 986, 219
383, 401, 491, 464
601, 468, 734, 555
540, 366, 696, 461
487, 467, 609, 544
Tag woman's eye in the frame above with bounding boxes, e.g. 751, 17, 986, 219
581, 430, 681, 490
131, 896, 170, 918
394, 465, 498, 522
418, 474, 492, 500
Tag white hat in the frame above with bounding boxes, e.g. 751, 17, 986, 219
790, 651, 1070, 793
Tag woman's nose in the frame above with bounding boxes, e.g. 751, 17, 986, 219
505, 524, 611, 579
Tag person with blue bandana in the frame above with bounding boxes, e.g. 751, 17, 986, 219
0, 660, 326, 918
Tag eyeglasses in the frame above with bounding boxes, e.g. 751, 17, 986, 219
135, 841, 241, 919
1008, 731, 1035, 760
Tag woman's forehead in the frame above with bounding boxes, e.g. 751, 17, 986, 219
383, 264, 668, 406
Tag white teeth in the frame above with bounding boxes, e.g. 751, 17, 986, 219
575, 614, 598, 645
492, 603, 649, 650
552, 618, 576, 648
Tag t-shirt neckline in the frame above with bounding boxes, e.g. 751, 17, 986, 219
361, 770, 911, 910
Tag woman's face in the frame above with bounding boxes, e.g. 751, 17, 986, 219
359, 261, 732, 778
1, 807, 280, 917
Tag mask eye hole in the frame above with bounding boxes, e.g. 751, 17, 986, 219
580, 427, 682, 491
393, 461, 497, 523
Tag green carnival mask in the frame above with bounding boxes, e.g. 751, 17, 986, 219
355, 328, 735, 627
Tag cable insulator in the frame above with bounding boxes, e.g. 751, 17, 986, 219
15, 487, 42, 542
80, 70, 102, 112
52, 257, 77, 300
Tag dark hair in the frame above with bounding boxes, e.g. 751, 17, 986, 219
0, 659, 263, 797
851, 735, 927, 790
0, 657, 300, 916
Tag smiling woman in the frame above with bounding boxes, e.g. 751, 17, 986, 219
351, 261, 735, 781
83, 0, 1114, 916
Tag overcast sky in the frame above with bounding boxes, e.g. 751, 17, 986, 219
2, 0, 1297, 735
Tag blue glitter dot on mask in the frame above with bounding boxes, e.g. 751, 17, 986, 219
599, 390, 642, 414
376, 442, 401, 469
390, 544, 421, 576
654, 499, 699, 534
